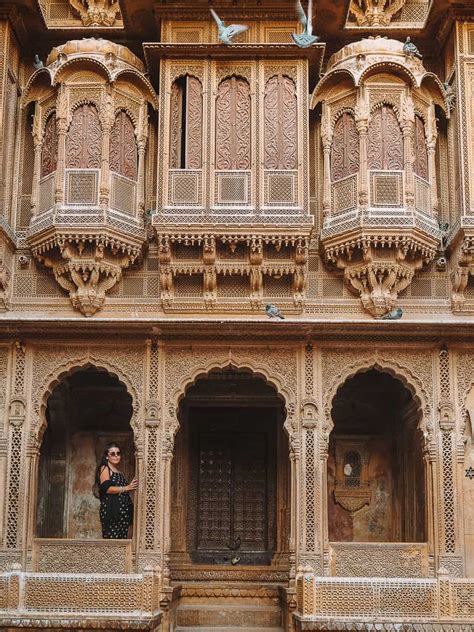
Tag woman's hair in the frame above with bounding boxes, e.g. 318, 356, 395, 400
94, 442, 121, 488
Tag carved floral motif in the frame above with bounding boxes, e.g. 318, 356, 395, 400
331, 113, 359, 181
264, 74, 297, 170
66, 104, 102, 169
109, 111, 137, 180
413, 115, 428, 181
367, 105, 403, 171
68, 0, 121, 27
41, 114, 58, 177
349, 0, 407, 27
216, 77, 251, 170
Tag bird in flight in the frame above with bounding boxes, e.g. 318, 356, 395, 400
292, 0, 319, 48
210, 9, 249, 45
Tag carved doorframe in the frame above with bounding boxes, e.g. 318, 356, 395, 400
159, 343, 299, 583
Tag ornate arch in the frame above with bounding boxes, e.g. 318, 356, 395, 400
164, 350, 298, 446
322, 358, 432, 453
52, 57, 112, 86
358, 61, 417, 88
32, 357, 142, 446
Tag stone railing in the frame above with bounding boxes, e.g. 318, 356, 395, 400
32, 538, 133, 573
295, 573, 474, 626
0, 568, 161, 629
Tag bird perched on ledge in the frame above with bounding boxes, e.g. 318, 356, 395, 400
403, 37, 422, 59
266, 304, 285, 320
292, 0, 319, 48
210, 9, 249, 45
380, 307, 403, 320
33, 55, 43, 70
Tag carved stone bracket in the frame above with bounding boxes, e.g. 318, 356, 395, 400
329, 241, 433, 317
68, 0, 122, 27
349, 0, 407, 27
34, 237, 141, 316
451, 234, 474, 312
0, 237, 13, 312
154, 230, 310, 311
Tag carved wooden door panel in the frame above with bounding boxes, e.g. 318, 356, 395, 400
215, 77, 251, 170
367, 105, 403, 171
264, 74, 297, 170
189, 407, 276, 565
66, 104, 101, 169
169, 76, 203, 170
331, 112, 359, 181
109, 111, 137, 179
413, 115, 428, 180
41, 114, 58, 177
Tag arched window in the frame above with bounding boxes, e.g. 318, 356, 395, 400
169, 75, 203, 169
414, 115, 428, 180
264, 74, 297, 170
215, 76, 251, 170
331, 112, 359, 181
110, 111, 137, 180
66, 103, 101, 169
41, 113, 58, 177
367, 105, 403, 171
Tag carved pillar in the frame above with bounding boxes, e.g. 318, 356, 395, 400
136, 102, 148, 214
3, 343, 27, 564
401, 94, 415, 208
355, 92, 369, 208
30, 106, 43, 217
297, 344, 323, 577
320, 103, 332, 220
426, 103, 439, 218
54, 86, 68, 209
139, 340, 163, 576
437, 348, 464, 576
99, 90, 113, 210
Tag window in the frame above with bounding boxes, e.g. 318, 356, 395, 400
41, 113, 58, 177
264, 74, 297, 170
169, 75, 203, 169
331, 112, 359, 181
414, 115, 428, 180
367, 105, 403, 171
66, 103, 101, 169
110, 111, 137, 180
215, 76, 251, 170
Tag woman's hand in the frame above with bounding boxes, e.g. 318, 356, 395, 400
126, 478, 138, 492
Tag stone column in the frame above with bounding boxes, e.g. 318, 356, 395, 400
54, 85, 68, 211
99, 89, 113, 212
437, 347, 464, 577
136, 101, 148, 215
355, 91, 369, 209
401, 94, 415, 209
320, 103, 332, 221
427, 103, 439, 218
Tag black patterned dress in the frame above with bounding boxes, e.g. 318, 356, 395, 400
99, 469, 133, 539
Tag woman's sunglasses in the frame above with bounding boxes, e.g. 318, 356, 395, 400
108, 451, 121, 456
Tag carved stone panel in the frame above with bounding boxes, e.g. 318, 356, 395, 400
216, 77, 251, 170
41, 114, 58, 177
110, 111, 137, 180
331, 113, 359, 181
264, 74, 297, 170
66, 104, 101, 169
414, 115, 428, 181
368, 105, 403, 171
169, 76, 203, 170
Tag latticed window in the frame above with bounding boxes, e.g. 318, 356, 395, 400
331, 112, 359, 181
414, 115, 428, 181
41, 113, 58, 177
169, 75, 203, 169
264, 74, 297, 170
66, 103, 101, 169
215, 76, 251, 170
110, 111, 137, 180
367, 105, 403, 170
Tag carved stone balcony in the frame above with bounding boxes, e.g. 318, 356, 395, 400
311, 36, 446, 317
448, 221, 474, 313
27, 207, 145, 316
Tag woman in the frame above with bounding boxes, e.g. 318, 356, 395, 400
95, 442, 138, 539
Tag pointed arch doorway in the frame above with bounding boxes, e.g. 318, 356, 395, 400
170, 366, 290, 574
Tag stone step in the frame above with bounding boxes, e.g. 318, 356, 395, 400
176, 604, 282, 629
176, 628, 284, 632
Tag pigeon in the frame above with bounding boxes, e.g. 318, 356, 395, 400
292, 0, 319, 48
403, 37, 422, 59
266, 303, 285, 320
210, 9, 249, 45
380, 307, 403, 320
33, 55, 44, 70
